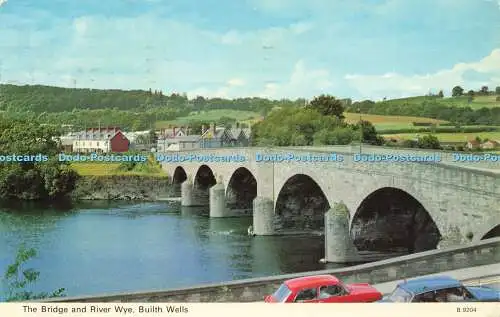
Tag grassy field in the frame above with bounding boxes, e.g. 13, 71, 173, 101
156, 109, 259, 128
156, 108, 449, 131
344, 112, 448, 131
379, 95, 499, 109
382, 132, 500, 142
70, 162, 167, 177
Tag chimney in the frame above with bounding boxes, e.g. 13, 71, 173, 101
211, 123, 216, 134
173, 126, 176, 137
201, 125, 206, 134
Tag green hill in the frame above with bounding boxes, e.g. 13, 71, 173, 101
1, 83, 499, 129
380, 95, 499, 110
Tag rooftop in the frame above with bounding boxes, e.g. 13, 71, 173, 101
398, 275, 461, 294
284, 274, 340, 291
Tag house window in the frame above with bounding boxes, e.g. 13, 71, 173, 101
97, 142, 100, 146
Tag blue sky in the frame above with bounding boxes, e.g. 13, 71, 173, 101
0, 0, 499, 100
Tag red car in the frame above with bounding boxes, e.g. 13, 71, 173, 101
264, 274, 382, 303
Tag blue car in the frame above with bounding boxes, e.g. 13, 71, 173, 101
379, 275, 499, 302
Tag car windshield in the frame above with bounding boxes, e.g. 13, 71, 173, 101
388, 286, 413, 302
272, 284, 293, 302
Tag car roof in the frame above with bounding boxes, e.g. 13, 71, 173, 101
284, 275, 340, 291
398, 275, 461, 294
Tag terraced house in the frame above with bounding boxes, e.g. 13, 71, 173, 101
155, 123, 251, 152
72, 127, 130, 153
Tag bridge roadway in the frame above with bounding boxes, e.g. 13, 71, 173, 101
283, 145, 499, 171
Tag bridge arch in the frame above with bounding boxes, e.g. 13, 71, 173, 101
193, 165, 217, 205
171, 166, 188, 196
274, 173, 330, 233
225, 167, 257, 214
351, 187, 441, 255
480, 224, 500, 240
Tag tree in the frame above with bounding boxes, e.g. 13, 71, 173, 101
416, 134, 441, 149
358, 120, 383, 145
452, 86, 464, 97
495, 86, 500, 95
480, 86, 489, 94
467, 90, 475, 97
2, 245, 65, 301
306, 94, 345, 119
437, 90, 444, 98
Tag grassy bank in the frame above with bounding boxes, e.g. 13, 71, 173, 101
70, 157, 167, 177
72, 174, 171, 200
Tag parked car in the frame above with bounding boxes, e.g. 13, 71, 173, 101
264, 274, 382, 303
379, 275, 500, 302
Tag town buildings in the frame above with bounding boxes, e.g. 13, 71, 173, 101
60, 127, 130, 153
155, 123, 251, 152
57, 123, 252, 153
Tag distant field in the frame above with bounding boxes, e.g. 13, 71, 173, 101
152, 99, 498, 131
344, 112, 448, 131
382, 132, 500, 142
156, 109, 259, 127
379, 95, 499, 109
70, 162, 167, 177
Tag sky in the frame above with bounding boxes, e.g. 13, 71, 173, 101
0, 0, 499, 101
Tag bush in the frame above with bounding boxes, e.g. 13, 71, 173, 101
2, 245, 65, 301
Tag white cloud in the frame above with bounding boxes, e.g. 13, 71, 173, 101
257, 60, 335, 99
345, 48, 500, 99
0, 0, 7, 7
289, 22, 314, 35
185, 61, 335, 100
227, 78, 245, 86
220, 30, 242, 45
73, 18, 88, 35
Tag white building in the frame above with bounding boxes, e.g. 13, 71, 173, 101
72, 127, 129, 153
156, 135, 201, 152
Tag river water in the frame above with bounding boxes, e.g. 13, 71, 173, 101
0, 201, 345, 301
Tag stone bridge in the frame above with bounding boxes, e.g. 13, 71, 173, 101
160, 145, 500, 262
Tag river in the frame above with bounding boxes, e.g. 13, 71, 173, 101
0, 201, 346, 301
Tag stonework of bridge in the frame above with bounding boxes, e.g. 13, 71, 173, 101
161, 145, 500, 263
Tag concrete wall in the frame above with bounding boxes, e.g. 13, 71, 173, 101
161, 147, 499, 244
44, 237, 500, 303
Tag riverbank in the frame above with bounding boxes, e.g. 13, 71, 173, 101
71, 175, 172, 201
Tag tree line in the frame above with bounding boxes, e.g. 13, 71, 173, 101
1, 83, 498, 131
251, 95, 383, 147
347, 99, 500, 126
0, 118, 79, 200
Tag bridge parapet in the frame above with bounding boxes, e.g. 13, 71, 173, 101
163, 146, 498, 194
44, 237, 500, 303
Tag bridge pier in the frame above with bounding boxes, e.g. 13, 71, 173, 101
209, 183, 228, 217
253, 196, 274, 235
324, 202, 361, 263
181, 181, 209, 207
181, 181, 194, 206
